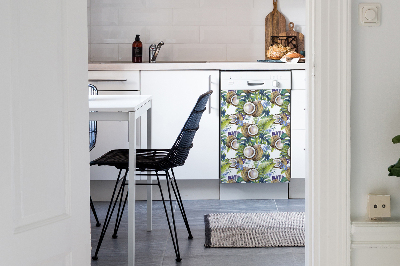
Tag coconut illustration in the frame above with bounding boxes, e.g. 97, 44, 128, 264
285, 168, 291, 181
285, 124, 291, 137
229, 158, 244, 169
241, 167, 259, 182
273, 158, 288, 169
226, 91, 239, 106
271, 135, 284, 150
252, 101, 264, 117
228, 114, 243, 125
243, 144, 263, 161
273, 113, 288, 125
226, 135, 239, 150
271, 91, 284, 106
243, 102, 256, 115
241, 123, 259, 138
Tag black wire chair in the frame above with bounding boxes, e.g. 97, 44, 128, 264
89, 84, 101, 227
90, 90, 213, 262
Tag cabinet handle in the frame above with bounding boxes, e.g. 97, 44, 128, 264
88, 79, 127, 82
247, 81, 264, 86
208, 75, 212, 114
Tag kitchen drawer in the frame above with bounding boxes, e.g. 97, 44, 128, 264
88, 71, 140, 91
292, 70, 306, 90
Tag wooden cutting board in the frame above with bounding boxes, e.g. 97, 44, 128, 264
265, 0, 286, 59
279, 22, 304, 52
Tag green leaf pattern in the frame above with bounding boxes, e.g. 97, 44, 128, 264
221, 89, 291, 183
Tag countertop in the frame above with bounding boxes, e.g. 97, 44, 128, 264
88, 62, 307, 71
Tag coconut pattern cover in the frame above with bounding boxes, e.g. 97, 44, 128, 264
220, 89, 291, 183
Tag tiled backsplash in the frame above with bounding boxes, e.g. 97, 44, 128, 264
88, 0, 305, 62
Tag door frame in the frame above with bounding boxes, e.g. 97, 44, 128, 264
306, 0, 351, 265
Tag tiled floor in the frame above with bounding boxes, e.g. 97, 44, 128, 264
91, 199, 305, 266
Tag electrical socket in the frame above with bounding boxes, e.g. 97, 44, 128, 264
368, 194, 391, 220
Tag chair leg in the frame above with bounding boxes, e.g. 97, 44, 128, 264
156, 171, 182, 262
112, 178, 128, 239
168, 169, 193, 239
90, 196, 101, 227
92, 169, 128, 261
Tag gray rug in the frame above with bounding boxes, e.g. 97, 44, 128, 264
204, 212, 305, 248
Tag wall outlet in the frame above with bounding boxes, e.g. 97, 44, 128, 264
367, 194, 391, 219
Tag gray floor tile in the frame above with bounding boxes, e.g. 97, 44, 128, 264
91, 199, 305, 266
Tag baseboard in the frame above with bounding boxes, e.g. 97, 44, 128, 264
91, 178, 305, 201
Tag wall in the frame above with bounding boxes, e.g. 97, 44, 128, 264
351, 0, 400, 264
87, 0, 305, 62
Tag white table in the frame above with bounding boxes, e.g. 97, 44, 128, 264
89, 95, 152, 266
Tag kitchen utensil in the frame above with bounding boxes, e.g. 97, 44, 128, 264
279, 22, 304, 52
265, 0, 287, 59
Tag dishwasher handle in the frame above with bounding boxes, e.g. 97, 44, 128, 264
247, 81, 265, 86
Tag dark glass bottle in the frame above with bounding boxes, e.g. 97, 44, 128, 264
132, 35, 142, 63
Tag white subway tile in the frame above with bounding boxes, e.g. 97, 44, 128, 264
199, 0, 228, 8
118, 44, 132, 62
91, 0, 146, 8
253, 0, 306, 26
91, 26, 146, 44
200, 26, 253, 44
146, 0, 199, 9
119, 8, 173, 26
172, 44, 226, 61
227, 43, 264, 61
225, 0, 253, 8
91, 7, 118, 26
227, 8, 266, 26
173, 8, 226, 26
147, 26, 199, 44
91, 44, 119, 62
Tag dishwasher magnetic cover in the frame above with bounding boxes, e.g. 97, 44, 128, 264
220, 75, 291, 184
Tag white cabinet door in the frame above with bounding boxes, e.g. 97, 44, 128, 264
291, 70, 306, 179
141, 70, 219, 180
1, 0, 89, 264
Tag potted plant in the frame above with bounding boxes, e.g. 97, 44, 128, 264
388, 135, 400, 176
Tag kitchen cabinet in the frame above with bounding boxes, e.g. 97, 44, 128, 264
88, 70, 141, 180
291, 70, 306, 179
141, 70, 220, 180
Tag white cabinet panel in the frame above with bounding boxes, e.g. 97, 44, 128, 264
291, 129, 305, 179
292, 70, 306, 90
141, 70, 219, 180
291, 90, 306, 130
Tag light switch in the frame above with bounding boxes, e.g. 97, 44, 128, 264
359, 3, 381, 26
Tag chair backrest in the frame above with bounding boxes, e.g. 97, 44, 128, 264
89, 84, 98, 151
163, 90, 213, 169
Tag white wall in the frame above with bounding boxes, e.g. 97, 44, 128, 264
351, 1, 400, 264
351, 0, 400, 220
87, 0, 305, 62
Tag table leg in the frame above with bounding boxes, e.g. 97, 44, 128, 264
147, 105, 152, 232
128, 112, 136, 266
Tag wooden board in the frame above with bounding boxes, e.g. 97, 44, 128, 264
280, 22, 304, 52
265, 0, 287, 59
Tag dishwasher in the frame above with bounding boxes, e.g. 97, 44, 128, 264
220, 71, 291, 185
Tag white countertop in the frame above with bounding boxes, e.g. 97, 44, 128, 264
89, 62, 306, 71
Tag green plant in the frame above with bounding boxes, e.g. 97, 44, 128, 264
388, 135, 400, 176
